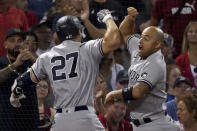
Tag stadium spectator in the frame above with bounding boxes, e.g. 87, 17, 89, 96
166, 76, 192, 121
0, 28, 39, 130
98, 97, 133, 131
0, 0, 28, 57
27, 0, 53, 20
111, 50, 125, 91
31, 21, 54, 56
177, 91, 197, 131
175, 21, 197, 88
161, 33, 174, 64
166, 64, 181, 102
13, 0, 39, 29
36, 80, 55, 131
94, 74, 108, 115
24, 32, 39, 58
115, 69, 129, 90
140, 0, 197, 57
60, 0, 106, 41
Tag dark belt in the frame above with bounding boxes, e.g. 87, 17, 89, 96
131, 117, 152, 127
56, 105, 88, 113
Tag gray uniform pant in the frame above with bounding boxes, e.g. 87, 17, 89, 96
51, 106, 105, 131
131, 115, 181, 131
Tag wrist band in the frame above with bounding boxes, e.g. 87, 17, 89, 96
103, 14, 113, 23
122, 86, 135, 101
8, 64, 20, 75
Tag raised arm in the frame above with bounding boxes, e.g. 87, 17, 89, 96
97, 9, 122, 54
119, 7, 138, 46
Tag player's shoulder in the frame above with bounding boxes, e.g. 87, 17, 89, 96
80, 38, 103, 47
146, 50, 166, 68
127, 34, 140, 42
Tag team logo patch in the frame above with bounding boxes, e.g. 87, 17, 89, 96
141, 72, 148, 78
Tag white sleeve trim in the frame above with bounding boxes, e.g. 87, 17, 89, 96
137, 79, 153, 89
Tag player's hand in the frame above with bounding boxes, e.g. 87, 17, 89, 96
127, 7, 138, 20
97, 9, 113, 23
10, 92, 26, 108
104, 89, 124, 105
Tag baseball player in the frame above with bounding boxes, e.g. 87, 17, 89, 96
105, 7, 181, 131
9, 9, 122, 131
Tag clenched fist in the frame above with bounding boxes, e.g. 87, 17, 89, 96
127, 7, 138, 19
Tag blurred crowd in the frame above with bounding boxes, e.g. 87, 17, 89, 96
0, 0, 197, 131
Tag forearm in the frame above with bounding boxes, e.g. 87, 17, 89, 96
83, 19, 106, 39
104, 18, 121, 50
122, 82, 150, 101
119, 16, 135, 44
12, 69, 38, 96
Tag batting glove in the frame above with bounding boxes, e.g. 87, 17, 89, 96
10, 80, 26, 108
97, 9, 113, 23
10, 92, 26, 108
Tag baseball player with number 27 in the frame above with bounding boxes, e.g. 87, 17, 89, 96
9, 9, 121, 131
105, 7, 181, 131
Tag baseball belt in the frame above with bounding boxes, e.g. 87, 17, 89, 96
131, 117, 152, 127
56, 105, 88, 113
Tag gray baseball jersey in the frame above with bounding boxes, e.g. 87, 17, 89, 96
127, 35, 167, 119
32, 39, 103, 109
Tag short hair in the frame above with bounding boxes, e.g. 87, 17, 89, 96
178, 92, 197, 120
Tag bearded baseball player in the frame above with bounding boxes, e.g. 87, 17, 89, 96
105, 7, 181, 131
9, 9, 122, 131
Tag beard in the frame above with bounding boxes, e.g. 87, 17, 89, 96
7, 49, 20, 58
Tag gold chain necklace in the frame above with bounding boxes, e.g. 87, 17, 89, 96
7, 54, 20, 75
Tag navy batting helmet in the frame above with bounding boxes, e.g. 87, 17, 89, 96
56, 15, 83, 42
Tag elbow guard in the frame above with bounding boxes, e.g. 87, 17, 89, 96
12, 71, 37, 96
122, 86, 135, 101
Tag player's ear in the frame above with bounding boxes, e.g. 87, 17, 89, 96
155, 41, 161, 50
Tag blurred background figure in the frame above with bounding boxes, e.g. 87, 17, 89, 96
58, 0, 105, 41
140, 0, 197, 57
27, 0, 53, 20
0, 28, 39, 131
166, 76, 192, 121
94, 74, 108, 115
161, 33, 174, 64
36, 80, 55, 131
175, 21, 197, 88
166, 64, 181, 102
98, 97, 133, 131
115, 69, 129, 90
31, 21, 54, 56
12, 0, 39, 29
177, 91, 197, 131
24, 32, 39, 58
0, 0, 28, 57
